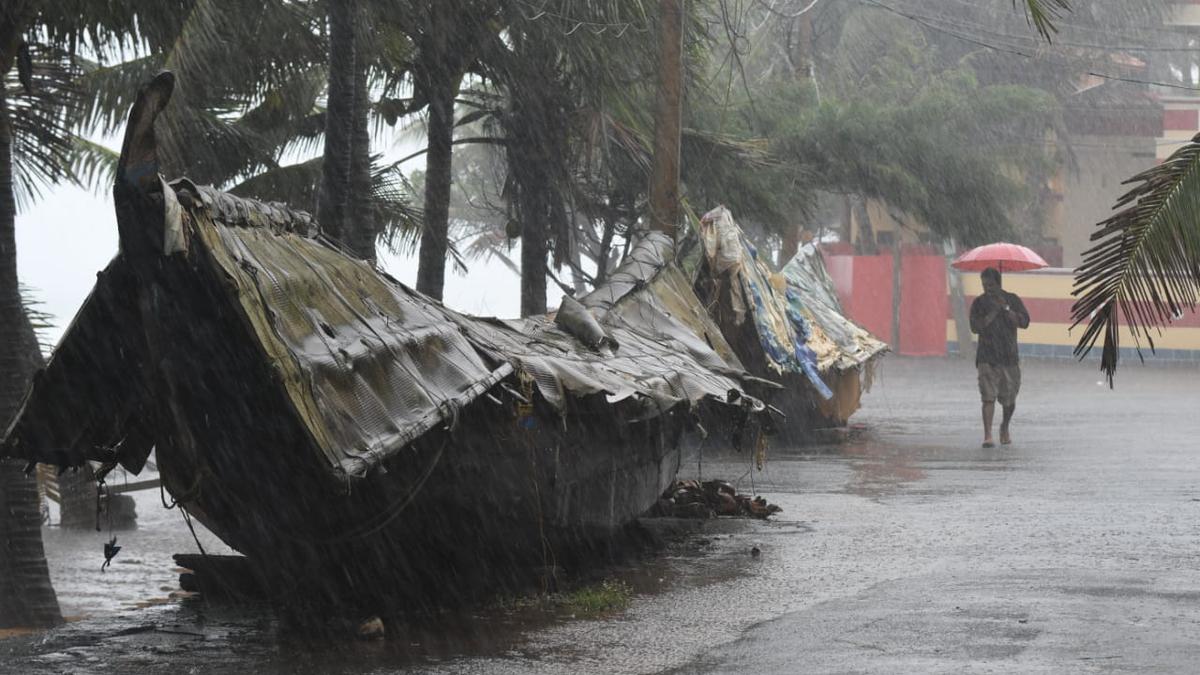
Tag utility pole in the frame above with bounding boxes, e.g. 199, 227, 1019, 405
648, 0, 683, 238
780, 5, 816, 265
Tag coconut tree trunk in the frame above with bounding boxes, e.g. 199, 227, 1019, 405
318, 0, 356, 244
346, 45, 376, 263
594, 214, 616, 286
414, 69, 460, 301
348, 54, 374, 263
520, 191, 548, 316
0, 81, 63, 629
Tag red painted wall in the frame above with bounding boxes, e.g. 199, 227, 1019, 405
898, 255, 948, 356
823, 254, 855, 311
823, 252, 948, 356
837, 254, 894, 345
1163, 108, 1199, 131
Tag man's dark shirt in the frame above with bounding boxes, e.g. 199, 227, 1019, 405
969, 291, 1030, 366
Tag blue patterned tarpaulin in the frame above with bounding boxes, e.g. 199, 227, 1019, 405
699, 207, 833, 400
782, 243, 889, 373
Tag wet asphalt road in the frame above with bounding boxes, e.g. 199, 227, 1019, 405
4, 356, 1200, 674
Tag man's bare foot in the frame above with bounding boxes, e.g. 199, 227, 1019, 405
1000, 428, 1012, 445
982, 437, 995, 448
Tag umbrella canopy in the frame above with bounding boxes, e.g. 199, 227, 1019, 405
951, 242, 1049, 273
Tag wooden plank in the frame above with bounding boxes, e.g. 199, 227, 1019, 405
106, 478, 161, 494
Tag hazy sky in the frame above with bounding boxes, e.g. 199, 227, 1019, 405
17, 181, 529, 347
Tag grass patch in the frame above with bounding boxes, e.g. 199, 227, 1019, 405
561, 579, 633, 616
487, 578, 635, 619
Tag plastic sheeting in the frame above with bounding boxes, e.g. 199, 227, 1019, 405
696, 207, 832, 399
781, 243, 889, 372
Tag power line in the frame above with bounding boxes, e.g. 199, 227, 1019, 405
860, 0, 1200, 93
887, 0, 1198, 53
513, 0, 650, 36
895, 0, 1198, 50
753, 0, 822, 20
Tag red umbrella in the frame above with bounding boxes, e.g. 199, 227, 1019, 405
951, 242, 1048, 273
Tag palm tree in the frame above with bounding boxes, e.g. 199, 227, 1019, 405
369, 1, 500, 301
73, 0, 418, 260
0, 0, 206, 629
317, 0, 358, 255
1006, 0, 1200, 382
1, 0, 82, 630
411, 3, 472, 301
0, 0, 403, 627
377, 1, 663, 308
74, 1, 328, 189
1071, 138, 1200, 381
477, 0, 663, 314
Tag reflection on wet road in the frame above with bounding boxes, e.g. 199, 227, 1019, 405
5, 357, 1200, 673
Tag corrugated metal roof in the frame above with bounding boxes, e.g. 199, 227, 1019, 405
3, 183, 762, 485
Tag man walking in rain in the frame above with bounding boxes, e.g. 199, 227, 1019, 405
970, 267, 1030, 448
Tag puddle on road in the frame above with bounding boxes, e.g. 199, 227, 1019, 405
736, 425, 1023, 502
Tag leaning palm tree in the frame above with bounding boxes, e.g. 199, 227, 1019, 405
2, 1, 97, 630
371, 0, 501, 301
1071, 138, 1200, 381
0, 0, 142, 630
0, 0, 404, 628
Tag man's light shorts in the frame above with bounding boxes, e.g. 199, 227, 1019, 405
978, 363, 1021, 407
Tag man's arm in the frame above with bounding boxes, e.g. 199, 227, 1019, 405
1009, 294, 1030, 329
970, 295, 1002, 333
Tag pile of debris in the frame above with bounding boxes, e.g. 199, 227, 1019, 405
652, 480, 782, 519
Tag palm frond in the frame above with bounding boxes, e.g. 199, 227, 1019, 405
229, 71, 328, 170
461, 221, 521, 276
1018, 0, 1070, 41
75, 55, 165, 135
236, 70, 326, 139
73, 0, 325, 163
1071, 135, 1200, 383
6, 41, 84, 211
68, 137, 120, 194
19, 285, 56, 355
35, 0, 194, 60
154, 102, 278, 184
228, 156, 322, 205
231, 156, 422, 248
371, 160, 423, 246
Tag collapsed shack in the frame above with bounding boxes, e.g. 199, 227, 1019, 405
0, 73, 771, 613
780, 238, 889, 428
686, 206, 887, 442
